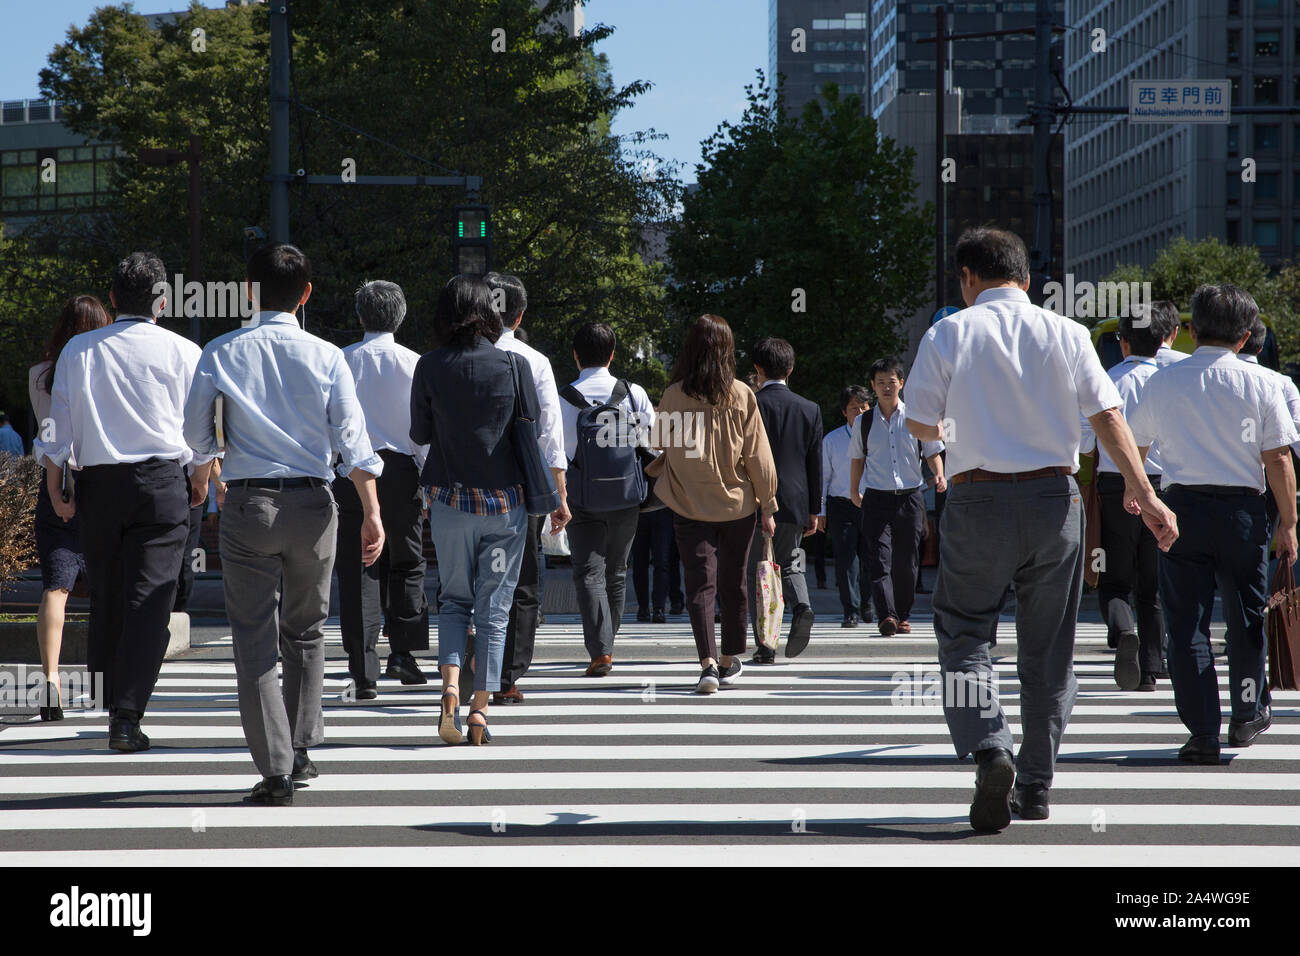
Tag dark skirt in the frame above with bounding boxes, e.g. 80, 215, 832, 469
34, 479, 85, 592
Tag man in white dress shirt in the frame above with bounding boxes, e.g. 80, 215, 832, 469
486, 272, 570, 703
559, 322, 656, 675
905, 227, 1177, 831
336, 280, 432, 698
1080, 312, 1168, 692
1240, 314, 1300, 539
34, 251, 208, 752
1151, 300, 1187, 368
849, 356, 945, 636
819, 385, 872, 627
1129, 286, 1298, 765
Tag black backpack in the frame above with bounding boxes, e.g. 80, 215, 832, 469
560, 380, 648, 512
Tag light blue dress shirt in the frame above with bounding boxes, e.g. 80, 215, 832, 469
183, 311, 383, 482
0, 424, 23, 456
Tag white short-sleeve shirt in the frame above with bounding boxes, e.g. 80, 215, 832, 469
905, 287, 1121, 477
1127, 346, 1298, 492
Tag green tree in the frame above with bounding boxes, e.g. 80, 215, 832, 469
1102, 236, 1299, 365
23, 0, 676, 395
668, 76, 931, 418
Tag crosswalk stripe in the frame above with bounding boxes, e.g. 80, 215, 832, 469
1, 803, 1296, 831
0, 844, 1289, 866
2, 770, 1297, 795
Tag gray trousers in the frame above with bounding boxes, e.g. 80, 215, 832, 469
221, 483, 337, 778
933, 474, 1083, 789
748, 519, 812, 646
567, 504, 641, 659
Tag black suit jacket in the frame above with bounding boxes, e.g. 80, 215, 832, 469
755, 382, 823, 527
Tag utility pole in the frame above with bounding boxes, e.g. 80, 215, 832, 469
139, 134, 203, 343
269, 1, 291, 243
934, 6, 946, 318
1030, 0, 1055, 299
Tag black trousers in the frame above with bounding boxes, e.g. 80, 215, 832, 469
1097, 473, 1166, 673
174, 501, 204, 612
826, 495, 871, 616
631, 507, 683, 612
1158, 485, 1271, 737
76, 458, 190, 716
334, 451, 429, 685
501, 513, 544, 690
861, 488, 925, 622
673, 511, 757, 661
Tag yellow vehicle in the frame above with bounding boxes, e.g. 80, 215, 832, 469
1091, 313, 1280, 371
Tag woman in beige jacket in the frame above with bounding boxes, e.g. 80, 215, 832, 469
646, 314, 778, 693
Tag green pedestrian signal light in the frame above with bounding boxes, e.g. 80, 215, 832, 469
452, 205, 491, 275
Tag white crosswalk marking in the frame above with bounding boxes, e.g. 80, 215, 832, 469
2, 617, 1297, 864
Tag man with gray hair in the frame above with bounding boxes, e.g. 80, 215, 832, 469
1128, 284, 1297, 764
335, 280, 432, 698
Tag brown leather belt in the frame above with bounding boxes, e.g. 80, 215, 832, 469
949, 466, 1071, 486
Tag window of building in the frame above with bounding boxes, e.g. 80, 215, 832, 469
1254, 124, 1281, 149
1254, 221, 1280, 246
813, 40, 866, 52
1228, 124, 1239, 154
1227, 30, 1241, 62
1227, 174, 1242, 204
1227, 0, 1240, 16
1256, 172, 1280, 200
1255, 0, 1278, 10
1254, 76, 1279, 104
1294, 220, 1300, 249
1255, 29, 1281, 56
813, 62, 859, 73
1227, 219, 1240, 244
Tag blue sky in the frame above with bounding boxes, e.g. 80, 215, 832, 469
0, 0, 767, 184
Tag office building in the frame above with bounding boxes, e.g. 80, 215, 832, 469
1065, 0, 1299, 279
768, 1, 868, 114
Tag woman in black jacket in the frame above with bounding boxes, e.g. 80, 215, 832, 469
410, 275, 537, 745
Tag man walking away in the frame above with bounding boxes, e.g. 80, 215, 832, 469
487, 272, 570, 704
1128, 284, 1297, 765
185, 243, 385, 806
747, 337, 822, 662
905, 227, 1176, 831
850, 357, 945, 636
559, 322, 656, 676
1152, 301, 1188, 368
1080, 309, 1171, 691
820, 385, 873, 627
336, 280, 432, 699
35, 251, 205, 752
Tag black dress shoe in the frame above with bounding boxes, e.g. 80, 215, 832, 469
669, 603, 684, 615
1136, 672, 1157, 692
292, 748, 318, 781
1178, 734, 1221, 765
750, 645, 777, 665
247, 775, 294, 806
841, 612, 859, 629
652, 608, 667, 624
785, 603, 814, 657
108, 716, 150, 753
1010, 783, 1050, 820
355, 682, 378, 701
636, 607, 650, 623
385, 652, 428, 686
859, 606, 872, 623
1228, 705, 1271, 748
969, 747, 1015, 832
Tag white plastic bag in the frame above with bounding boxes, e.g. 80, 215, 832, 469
541, 518, 570, 557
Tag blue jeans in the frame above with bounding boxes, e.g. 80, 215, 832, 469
429, 499, 527, 692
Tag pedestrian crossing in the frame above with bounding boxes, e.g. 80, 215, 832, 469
2, 617, 1297, 865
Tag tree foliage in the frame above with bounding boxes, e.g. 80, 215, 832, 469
667, 76, 931, 420
2, 0, 676, 419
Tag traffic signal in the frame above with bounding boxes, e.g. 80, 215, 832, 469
452, 205, 491, 275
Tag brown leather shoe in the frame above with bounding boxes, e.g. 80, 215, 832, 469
585, 655, 613, 677
493, 685, 524, 705
897, 620, 912, 634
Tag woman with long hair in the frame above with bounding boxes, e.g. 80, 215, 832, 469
27, 294, 111, 720
410, 275, 558, 744
646, 314, 778, 693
